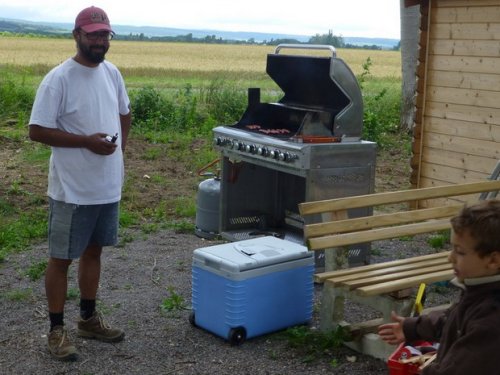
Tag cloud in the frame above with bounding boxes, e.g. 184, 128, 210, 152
0, 0, 401, 39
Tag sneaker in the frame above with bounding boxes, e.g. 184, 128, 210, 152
48, 326, 78, 361
77, 311, 125, 343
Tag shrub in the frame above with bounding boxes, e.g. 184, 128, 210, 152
358, 58, 402, 149
199, 79, 247, 125
129, 79, 247, 141
0, 70, 35, 124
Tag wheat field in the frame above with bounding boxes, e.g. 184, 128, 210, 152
0, 36, 401, 79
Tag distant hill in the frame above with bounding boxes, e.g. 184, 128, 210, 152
343, 36, 399, 50
0, 18, 69, 35
0, 18, 399, 49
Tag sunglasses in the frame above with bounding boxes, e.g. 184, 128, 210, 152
81, 31, 114, 41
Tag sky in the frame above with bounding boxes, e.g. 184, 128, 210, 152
0, 0, 401, 39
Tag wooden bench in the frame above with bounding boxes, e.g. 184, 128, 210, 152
298, 179, 500, 359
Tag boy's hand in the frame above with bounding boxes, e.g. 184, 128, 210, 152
378, 311, 406, 345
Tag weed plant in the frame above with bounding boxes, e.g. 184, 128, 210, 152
160, 286, 187, 311
282, 325, 349, 363
25, 259, 48, 281
1, 288, 33, 302
427, 230, 451, 249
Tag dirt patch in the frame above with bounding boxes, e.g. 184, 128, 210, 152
1, 136, 447, 375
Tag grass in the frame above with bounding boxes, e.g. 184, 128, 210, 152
279, 325, 350, 364
25, 259, 48, 281
427, 230, 451, 249
0, 208, 47, 262
0, 37, 405, 261
1, 288, 33, 302
66, 287, 80, 300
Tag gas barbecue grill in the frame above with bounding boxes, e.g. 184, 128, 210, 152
213, 44, 376, 268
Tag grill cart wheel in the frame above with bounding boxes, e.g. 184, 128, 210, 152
228, 327, 246, 346
188, 311, 196, 326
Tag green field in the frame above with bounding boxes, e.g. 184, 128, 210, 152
0, 36, 401, 90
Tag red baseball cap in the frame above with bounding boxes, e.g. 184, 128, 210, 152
74, 6, 113, 33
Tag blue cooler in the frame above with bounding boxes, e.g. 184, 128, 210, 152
191, 236, 314, 345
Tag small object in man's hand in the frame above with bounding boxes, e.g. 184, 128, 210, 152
105, 133, 118, 143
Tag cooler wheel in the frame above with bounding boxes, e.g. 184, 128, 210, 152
228, 327, 246, 346
188, 311, 196, 326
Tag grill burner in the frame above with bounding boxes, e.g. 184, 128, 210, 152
212, 45, 376, 268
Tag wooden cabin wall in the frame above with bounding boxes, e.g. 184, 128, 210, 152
410, 0, 500, 205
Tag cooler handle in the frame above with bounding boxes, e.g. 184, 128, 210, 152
200, 252, 222, 270
274, 44, 336, 58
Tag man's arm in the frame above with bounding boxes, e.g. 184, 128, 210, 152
29, 125, 117, 155
119, 109, 132, 152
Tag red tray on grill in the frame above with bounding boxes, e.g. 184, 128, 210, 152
292, 135, 342, 143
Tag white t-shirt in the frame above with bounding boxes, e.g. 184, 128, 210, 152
29, 58, 130, 205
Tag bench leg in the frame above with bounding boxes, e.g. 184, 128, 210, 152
319, 287, 416, 359
319, 283, 345, 332
324, 246, 349, 271
320, 286, 414, 332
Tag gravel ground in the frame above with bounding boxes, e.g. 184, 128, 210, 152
0, 228, 458, 375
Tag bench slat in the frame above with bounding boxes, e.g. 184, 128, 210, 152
304, 205, 462, 238
314, 251, 450, 283
308, 219, 451, 250
326, 257, 450, 285
338, 264, 452, 289
357, 270, 455, 296
299, 180, 500, 215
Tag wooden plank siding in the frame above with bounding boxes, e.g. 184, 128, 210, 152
410, 0, 500, 200
426, 70, 500, 91
425, 101, 500, 127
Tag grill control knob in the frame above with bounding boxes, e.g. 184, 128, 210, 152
214, 137, 223, 146
281, 152, 296, 161
270, 150, 280, 159
257, 147, 269, 157
283, 152, 298, 162
245, 144, 256, 153
278, 152, 287, 161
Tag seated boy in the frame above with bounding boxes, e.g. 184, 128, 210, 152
378, 199, 500, 375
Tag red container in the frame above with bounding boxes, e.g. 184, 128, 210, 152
387, 343, 421, 375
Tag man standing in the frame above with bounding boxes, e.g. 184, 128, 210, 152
29, 6, 131, 361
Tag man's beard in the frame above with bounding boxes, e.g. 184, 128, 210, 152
77, 40, 108, 64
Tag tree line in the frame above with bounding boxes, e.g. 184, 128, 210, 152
0, 25, 398, 51
121, 30, 396, 50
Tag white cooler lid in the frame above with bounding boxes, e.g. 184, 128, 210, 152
193, 236, 311, 273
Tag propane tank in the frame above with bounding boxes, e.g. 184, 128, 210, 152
195, 159, 221, 239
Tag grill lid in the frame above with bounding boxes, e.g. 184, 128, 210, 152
267, 54, 349, 111
266, 44, 363, 140
224, 45, 363, 141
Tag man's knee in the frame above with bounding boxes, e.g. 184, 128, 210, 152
82, 244, 103, 259
46, 257, 72, 278
48, 257, 72, 269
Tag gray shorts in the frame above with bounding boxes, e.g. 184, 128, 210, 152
48, 198, 119, 260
